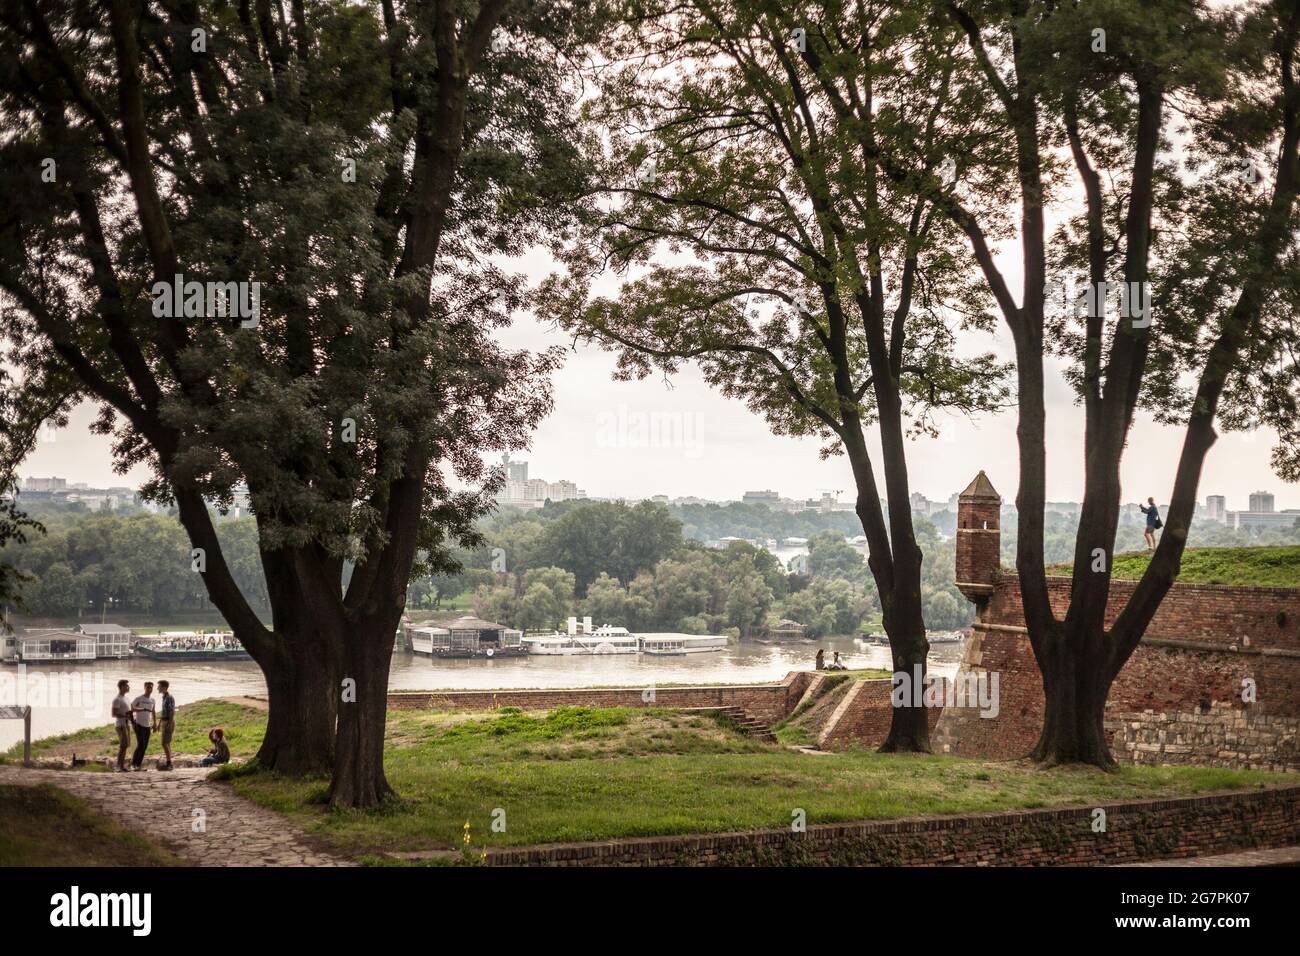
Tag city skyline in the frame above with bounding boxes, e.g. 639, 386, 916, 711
18, 246, 1297, 511
15, 428, 1296, 517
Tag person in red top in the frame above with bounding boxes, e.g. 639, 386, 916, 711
200, 728, 231, 767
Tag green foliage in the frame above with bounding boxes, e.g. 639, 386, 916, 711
1052, 546, 1300, 589
583, 571, 653, 630
668, 502, 865, 543
1010, 510, 1300, 567
783, 578, 872, 638
807, 530, 865, 579
0, 511, 267, 618
0, 500, 42, 621
531, 500, 682, 595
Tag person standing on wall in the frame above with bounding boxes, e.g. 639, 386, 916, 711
1139, 497, 1162, 551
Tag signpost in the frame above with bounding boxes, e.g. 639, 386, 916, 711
0, 705, 32, 766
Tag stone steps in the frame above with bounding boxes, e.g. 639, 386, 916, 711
683, 705, 778, 743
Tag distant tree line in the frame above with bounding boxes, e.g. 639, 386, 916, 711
405, 498, 969, 637
1, 509, 267, 618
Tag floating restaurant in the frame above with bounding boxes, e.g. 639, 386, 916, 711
406, 615, 525, 659
3, 630, 96, 663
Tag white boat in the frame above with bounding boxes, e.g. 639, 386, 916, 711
2, 624, 136, 663
927, 630, 968, 644
523, 617, 639, 655
638, 633, 728, 656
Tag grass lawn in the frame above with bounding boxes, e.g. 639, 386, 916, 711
0, 784, 180, 866
14, 698, 1288, 864
1048, 545, 1300, 588
218, 703, 1288, 864
2, 699, 267, 764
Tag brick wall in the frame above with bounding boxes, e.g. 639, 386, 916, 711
934, 573, 1300, 769
483, 784, 1300, 866
989, 575, 1300, 654
387, 670, 813, 724
818, 679, 944, 751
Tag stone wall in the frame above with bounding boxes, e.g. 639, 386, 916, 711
483, 784, 1300, 866
1111, 704, 1299, 772
934, 573, 1300, 770
387, 670, 813, 724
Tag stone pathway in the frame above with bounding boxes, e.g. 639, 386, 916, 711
1119, 846, 1300, 867
0, 764, 352, 867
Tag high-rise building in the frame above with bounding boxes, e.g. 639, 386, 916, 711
742, 490, 781, 508
1249, 491, 1275, 514
503, 452, 528, 484
1205, 495, 1226, 521
23, 477, 66, 493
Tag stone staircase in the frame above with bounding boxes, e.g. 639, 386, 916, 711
685, 705, 778, 743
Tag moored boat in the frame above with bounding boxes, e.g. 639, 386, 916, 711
407, 616, 526, 659
523, 617, 639, 655
638, 633, 728, 655
132, 631, 250, 661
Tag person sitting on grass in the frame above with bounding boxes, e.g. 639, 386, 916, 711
200, 728, 230, 767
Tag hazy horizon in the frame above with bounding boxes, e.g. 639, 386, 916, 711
18, 315, 1294, 512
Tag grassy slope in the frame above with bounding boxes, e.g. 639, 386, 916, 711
0, 784, 180, 866
772, 671, 891, 747
12, 698, 1288, 863
2, 700, 266, 764
224, 705, 1286, 861
1047, 545, 1300, 588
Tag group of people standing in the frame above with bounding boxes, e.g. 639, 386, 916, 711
110, 679, 229, 772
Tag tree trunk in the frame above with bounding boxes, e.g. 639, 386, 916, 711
329, 616, 397, 808
879, 595, 931, 753
1029, 626, 1117, 769
843, 425, 932, 754
245, 547, 346, 775
252, 641, 338, 775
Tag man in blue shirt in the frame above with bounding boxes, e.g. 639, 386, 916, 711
156, 680, 176, 771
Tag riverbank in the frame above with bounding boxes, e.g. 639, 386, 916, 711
6, 698, 1290, 866
0, 635, 965, 750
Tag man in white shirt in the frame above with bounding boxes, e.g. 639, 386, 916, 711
130, 681, 157, 771
111, 680, 132, 772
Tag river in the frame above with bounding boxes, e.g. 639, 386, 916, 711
0, 634, 965, 750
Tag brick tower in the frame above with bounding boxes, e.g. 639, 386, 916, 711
955, 471, 1001, 607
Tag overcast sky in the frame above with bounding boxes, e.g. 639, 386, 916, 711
20, 308, 1290, 512
16, 217, 1297, 513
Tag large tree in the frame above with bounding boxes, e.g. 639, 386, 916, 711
0, 0, 591, 804
904, 0, 1300, 765
543, 0, 1010, 749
